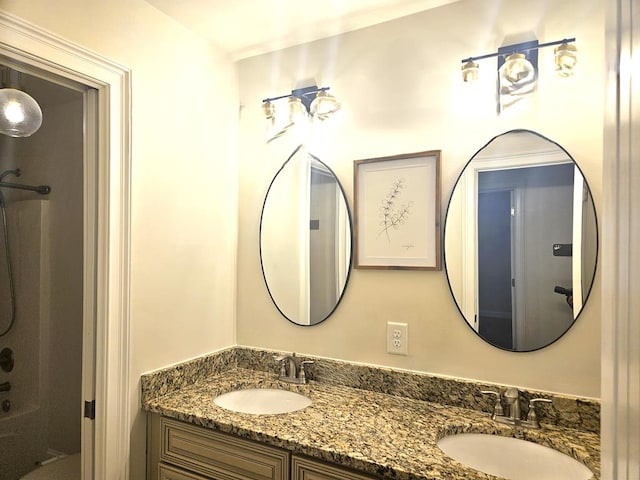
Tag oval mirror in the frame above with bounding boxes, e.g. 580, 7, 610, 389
444, 130, 598, 351
260, 145, 352, 326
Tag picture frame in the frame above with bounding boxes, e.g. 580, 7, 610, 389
353, 150, 441, 270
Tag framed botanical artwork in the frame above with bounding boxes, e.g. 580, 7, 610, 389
353, 151, 441, 270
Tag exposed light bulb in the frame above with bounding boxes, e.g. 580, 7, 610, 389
266, 96, 309, 143
501, 53, 535, 85
3, 100, 25, 124
288, 96, 307, 124
0, 88, 43, 138
310, 90, 341, 120
555, 43, 577, 77
262, 100, 275, 120
461, 60, 479, 82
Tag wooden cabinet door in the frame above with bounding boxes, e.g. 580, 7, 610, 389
159, 416, 290, 480
291, 455, 375, 480
159, 463, 211, 480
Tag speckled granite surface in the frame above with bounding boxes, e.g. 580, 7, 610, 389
143, 368, 600, 480
141, 346, 600, 434
141, 348, 600, 480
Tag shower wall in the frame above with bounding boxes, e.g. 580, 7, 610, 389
0, 200, 49, 480
0, 72, 84, 474
21, 87, 84, 456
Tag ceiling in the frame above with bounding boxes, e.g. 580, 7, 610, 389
145, 0, 461, 60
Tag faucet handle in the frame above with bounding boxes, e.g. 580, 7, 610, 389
481, 390, 504, 418
273, 354, 288, 376
299, 361, 314, 383
526, 398, 552, 422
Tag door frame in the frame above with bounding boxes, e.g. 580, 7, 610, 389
601, 1, 640, 478
0, 10, 132, 480
458, 147, 572, 339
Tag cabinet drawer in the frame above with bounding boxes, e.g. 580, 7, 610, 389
160, 417, 290, 480
291, 455, 375, 480
159, 463, 210, 480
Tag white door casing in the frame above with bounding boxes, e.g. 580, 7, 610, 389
601, 0, 640, 478
0, 10, 132, 480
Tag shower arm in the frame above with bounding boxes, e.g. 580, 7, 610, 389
0, 169, 50, 195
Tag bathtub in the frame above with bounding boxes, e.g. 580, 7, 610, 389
0, 406, 48, 480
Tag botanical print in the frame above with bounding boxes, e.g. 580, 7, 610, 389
377, 178, 413, 242
354, 150, 441, 270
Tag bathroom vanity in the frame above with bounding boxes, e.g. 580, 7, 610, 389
142, 348, 600, 480
148, 414, 374, 480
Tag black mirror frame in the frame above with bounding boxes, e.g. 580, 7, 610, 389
259, 144, 354, 326
443, 129, 599, 352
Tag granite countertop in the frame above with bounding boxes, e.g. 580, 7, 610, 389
143, 367, 600, 480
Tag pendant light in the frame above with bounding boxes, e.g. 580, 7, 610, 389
0, 68, 43, 138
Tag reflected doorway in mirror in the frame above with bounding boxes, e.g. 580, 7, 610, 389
260, 145, 353, 326
444, 130, 598, 352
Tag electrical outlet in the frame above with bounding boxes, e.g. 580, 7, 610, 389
387, 322, 408, 355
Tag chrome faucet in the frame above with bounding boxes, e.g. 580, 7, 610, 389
504, 387, 521, 421
481, 388, 552, 429
274, 352, 313, 384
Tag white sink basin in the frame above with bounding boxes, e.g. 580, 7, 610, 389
437, 433, 593, 480
213, 388, 312, 415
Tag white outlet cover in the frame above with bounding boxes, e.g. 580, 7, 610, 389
387, 322, 408, 355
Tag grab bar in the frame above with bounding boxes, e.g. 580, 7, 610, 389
0, 169, 50, 195
0, 181, 50, 194
0, 381, 10, 393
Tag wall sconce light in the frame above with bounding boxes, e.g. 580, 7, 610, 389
461, 60, 479, 82
0, 67, 42, 138
262, 85, 340, 123
262, 85, 341, 142
461, 37, 577, 87
309, 90, 341, 120
555, 42, 578, 76
500, 52, 535, 87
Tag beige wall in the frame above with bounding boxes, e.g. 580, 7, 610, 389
0, 0, 606, 477
236, 0, 603, 398
0, 0, 239, 477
